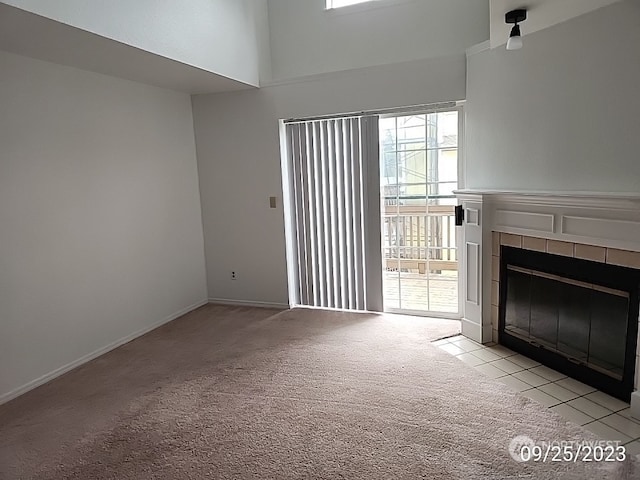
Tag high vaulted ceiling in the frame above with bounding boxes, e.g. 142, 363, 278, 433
0, 3, 255, 94
0, 0, 631, 93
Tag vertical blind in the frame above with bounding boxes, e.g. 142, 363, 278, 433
283, 116, 382, 311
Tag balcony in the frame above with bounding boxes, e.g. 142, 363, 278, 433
382, 203, 458, 313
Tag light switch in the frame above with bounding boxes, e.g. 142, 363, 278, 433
269, 196, 277, 208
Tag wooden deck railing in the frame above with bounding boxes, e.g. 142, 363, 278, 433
382, 204, 457, 274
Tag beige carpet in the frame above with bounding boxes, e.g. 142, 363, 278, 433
0, 305, 637, 479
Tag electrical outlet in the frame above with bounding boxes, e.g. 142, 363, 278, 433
231, 271, 237, 280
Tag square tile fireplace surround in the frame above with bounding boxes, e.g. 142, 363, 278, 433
454, 190, 640, 418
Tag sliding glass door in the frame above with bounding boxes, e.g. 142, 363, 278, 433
380, 111, 460, 315
282, 108, 461, 317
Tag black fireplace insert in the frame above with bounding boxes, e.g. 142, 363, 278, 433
499, 246, 640, 401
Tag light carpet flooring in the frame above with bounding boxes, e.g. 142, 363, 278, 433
1, 305, 638, 479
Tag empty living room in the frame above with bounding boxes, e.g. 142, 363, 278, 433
2, 0, 640, 478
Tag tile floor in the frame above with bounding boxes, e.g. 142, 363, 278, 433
433, 335, 640, 455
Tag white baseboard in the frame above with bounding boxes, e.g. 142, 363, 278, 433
0, 299, 208, 406
208, 298, 290, 309
631, 391, 640, 421
460, 317, 483, 344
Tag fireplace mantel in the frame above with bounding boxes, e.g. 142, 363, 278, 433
455, 189, 640, 213
454, 188, 640, 337
454, 189, 640, 414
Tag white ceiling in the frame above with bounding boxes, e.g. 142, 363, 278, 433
0, 0, 629, 92
0, 3, 255, 94
490, 0, 623, 48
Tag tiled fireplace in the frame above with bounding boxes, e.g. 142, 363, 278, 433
454, 190, 640, 416
493, 233, 640, 401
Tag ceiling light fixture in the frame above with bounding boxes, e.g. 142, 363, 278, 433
505, 9, 527, 51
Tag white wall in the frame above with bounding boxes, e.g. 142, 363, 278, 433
267, 0, 488, 80
1, 0, 266, 86
0, 51, 208, 402
192, 55, 466, 305
489, 0, 622, 48
466, 0, 640, 192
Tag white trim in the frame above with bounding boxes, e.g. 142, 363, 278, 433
208, 298, 290, 309
466, 208, 480, 226
631, 391, 640, 420
495, 210, 555, 233
466, 40, 491, 57
0, 299, 208, 406
461, 317, 483, 344
454, 189, 640, 210
560, 215, 640, 242
283, 101, 459, 124
465, 242, 480, 305
385, 307, 462, 320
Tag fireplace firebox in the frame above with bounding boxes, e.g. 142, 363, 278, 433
499, 246, 640, 401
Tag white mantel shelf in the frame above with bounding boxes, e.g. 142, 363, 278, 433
454, 189, 640, 210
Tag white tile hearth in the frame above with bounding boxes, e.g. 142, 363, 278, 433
512, 370, 550, 388
485, 345, 516, 358
508, 354, 541, 369
538, 383, 581, 403
583, 421, 633, 444
554, 377, 597, 396
449, 337, 483, 353
470, 348, 502, 363
522, 388, 562, 408
456, 352, 486, 367
491, 358, 525, 374
498, 375, 532, 392
474, 363, 506, 379
626, 441, 640, 456
585, 391, 630, 413
550, 404, 594, 426
529, 365, 567, 382
438, 343, 465, 356
568, 397, 613, 420
600, 413, 640, 439
433, 335, 640, 449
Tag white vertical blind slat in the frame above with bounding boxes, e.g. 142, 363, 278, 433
334, 119, 347, 309
298, 125, 313, 305
350, 118, 365, 310
320, 121, 334, 306
304, 123, 320, 306
361, 116, 383, 312
283, 124, 301, 306
291, 124, 308, 304
285, 116, 380, 312
312, 122, 326, 307
343, 119, 355, 310
329, 120, 341, 308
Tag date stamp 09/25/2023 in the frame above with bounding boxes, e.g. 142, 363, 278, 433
508, 435, 627, 463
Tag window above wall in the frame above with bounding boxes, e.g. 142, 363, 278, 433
326, 0, 373, 9
325, 0, 414, 13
